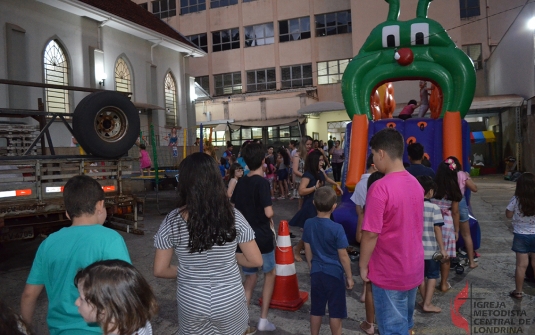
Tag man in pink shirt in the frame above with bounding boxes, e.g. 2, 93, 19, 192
359, 128, 424, 335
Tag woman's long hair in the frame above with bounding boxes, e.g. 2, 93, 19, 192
434, 159, 462, 202
304, 150, 322, 181
278, 147, 291, 166
0, 301, 33, 335
177, 152, 236, 252
74, 260, 158, 335
515, 172, 535, 217
298, 136, 312, 159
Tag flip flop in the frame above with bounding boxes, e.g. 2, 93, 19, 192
509, 291, 523, 300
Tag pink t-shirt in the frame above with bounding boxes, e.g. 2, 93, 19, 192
399, 104, 417, 116
457, 171, 470, 195
362, 170, 424, 290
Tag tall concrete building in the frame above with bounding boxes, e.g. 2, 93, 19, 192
132, 0, 527, 150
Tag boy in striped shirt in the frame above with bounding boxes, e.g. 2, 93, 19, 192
416, 175, 447, 313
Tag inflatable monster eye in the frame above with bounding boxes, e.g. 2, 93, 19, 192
386, 122, 397, 128
417, 121, 428, 131
406, 136, 417, 145
410, 23, 429, 45
382, 25, 400, 48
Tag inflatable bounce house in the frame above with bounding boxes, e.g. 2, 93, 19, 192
333, 0, 481, 251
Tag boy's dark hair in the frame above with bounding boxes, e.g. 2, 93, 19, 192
367, 171, 385, 189
75, 260, 158, 335
63, 175, 105, 219
366, 153, 374, 170
515, 172, 535, 217
243, 143, 265, 170
290, 140, 298, 147
313, 186, 337, 212
369, 128, 404, 160
407, 143, 424, 161
267, 145, 274, 150
416, 175, 437, 196
219, 157, 226, 166
408, 99, 417, 105
226, 141, 233, 149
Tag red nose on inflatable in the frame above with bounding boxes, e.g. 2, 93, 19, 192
395, 48, 414, 66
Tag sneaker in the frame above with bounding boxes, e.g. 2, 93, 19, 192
257, 318, 276, 332
271, 196, 276, 200
277, 196, 286, 200
243, 326, 257, 335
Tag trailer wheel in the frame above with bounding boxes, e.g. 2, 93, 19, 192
73, 91, 140, 158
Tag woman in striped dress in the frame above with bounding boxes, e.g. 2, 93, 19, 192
431, 159, 463, 292
153, 153, 263, 335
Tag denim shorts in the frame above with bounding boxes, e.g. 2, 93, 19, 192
277, 168, 288, 181
459, 197, 469, 222
424, 259, 440, 279
310, 272, 347, 318
242, 251, 275, 275
512, 233, 535, 253
372, 284, 417, 334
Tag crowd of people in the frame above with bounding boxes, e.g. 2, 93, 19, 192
4, 128, 534, 335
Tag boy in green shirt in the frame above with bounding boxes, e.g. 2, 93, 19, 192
21, 175, 131, 335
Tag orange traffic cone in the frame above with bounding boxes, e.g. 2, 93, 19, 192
259, 220, 308, 311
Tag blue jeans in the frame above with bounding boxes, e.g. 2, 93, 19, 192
372, 284, 417, 335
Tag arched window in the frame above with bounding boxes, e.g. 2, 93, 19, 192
44, 40, 69, 113
115, 57, 132, 93
164, 72, 177, 126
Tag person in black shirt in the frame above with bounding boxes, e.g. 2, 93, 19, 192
231, 143, 277, 332
406, 143, 436, 178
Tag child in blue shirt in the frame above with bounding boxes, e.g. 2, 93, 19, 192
303, 186, 354, 335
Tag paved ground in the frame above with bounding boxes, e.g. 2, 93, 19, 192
1, 175, 534, 335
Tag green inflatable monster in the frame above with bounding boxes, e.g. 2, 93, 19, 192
342, 0, 476, 120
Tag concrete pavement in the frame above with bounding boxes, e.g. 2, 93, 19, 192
1, 175, 534, 335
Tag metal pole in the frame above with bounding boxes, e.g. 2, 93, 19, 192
200, 123, 204, 153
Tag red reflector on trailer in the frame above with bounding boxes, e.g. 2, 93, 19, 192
16, 189, 32, 196
102, 186, 115, 192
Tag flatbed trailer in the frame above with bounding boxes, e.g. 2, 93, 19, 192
0, 156, 141, 242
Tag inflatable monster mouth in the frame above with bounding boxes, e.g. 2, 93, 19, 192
342, 0, 476, 121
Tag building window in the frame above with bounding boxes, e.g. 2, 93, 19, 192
180, 0, 206, 15
212, 28, 240, 52
279, 17, 311, 43
317, 59, 350, 85
139, 2, 148, 10
195, 76, 210, 92
281, 64, 313, 89
315, 11, 352, 37
43, 40, 69, 113
186, 33, 208, 52
242, 0, 257, 2
197, 128, 225, 146
115, 58, 132, 93
267, 125, 301, 146
459, 0, 480, 19
152, 0, 177, 18
462, 44, 482, 70
214, 72, 242, 96
211, 0, 238, 9
247, 68, 276, 92
244, 23, 275, 47
164, 72, 177, 126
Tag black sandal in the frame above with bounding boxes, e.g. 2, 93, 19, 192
509, 290, 523, 300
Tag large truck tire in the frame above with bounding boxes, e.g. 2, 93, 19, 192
73, 91, 140, 158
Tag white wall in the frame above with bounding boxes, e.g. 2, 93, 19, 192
0, 0, 191, 148
487, 3, 535, 98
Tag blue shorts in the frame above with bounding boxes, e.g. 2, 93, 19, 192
424, 259, 440, 279
310, 272, 347, 318
277, 169, 288, 181
242, 251, 275, 275
512, 233, 535, 253
459, 197, 469, 222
